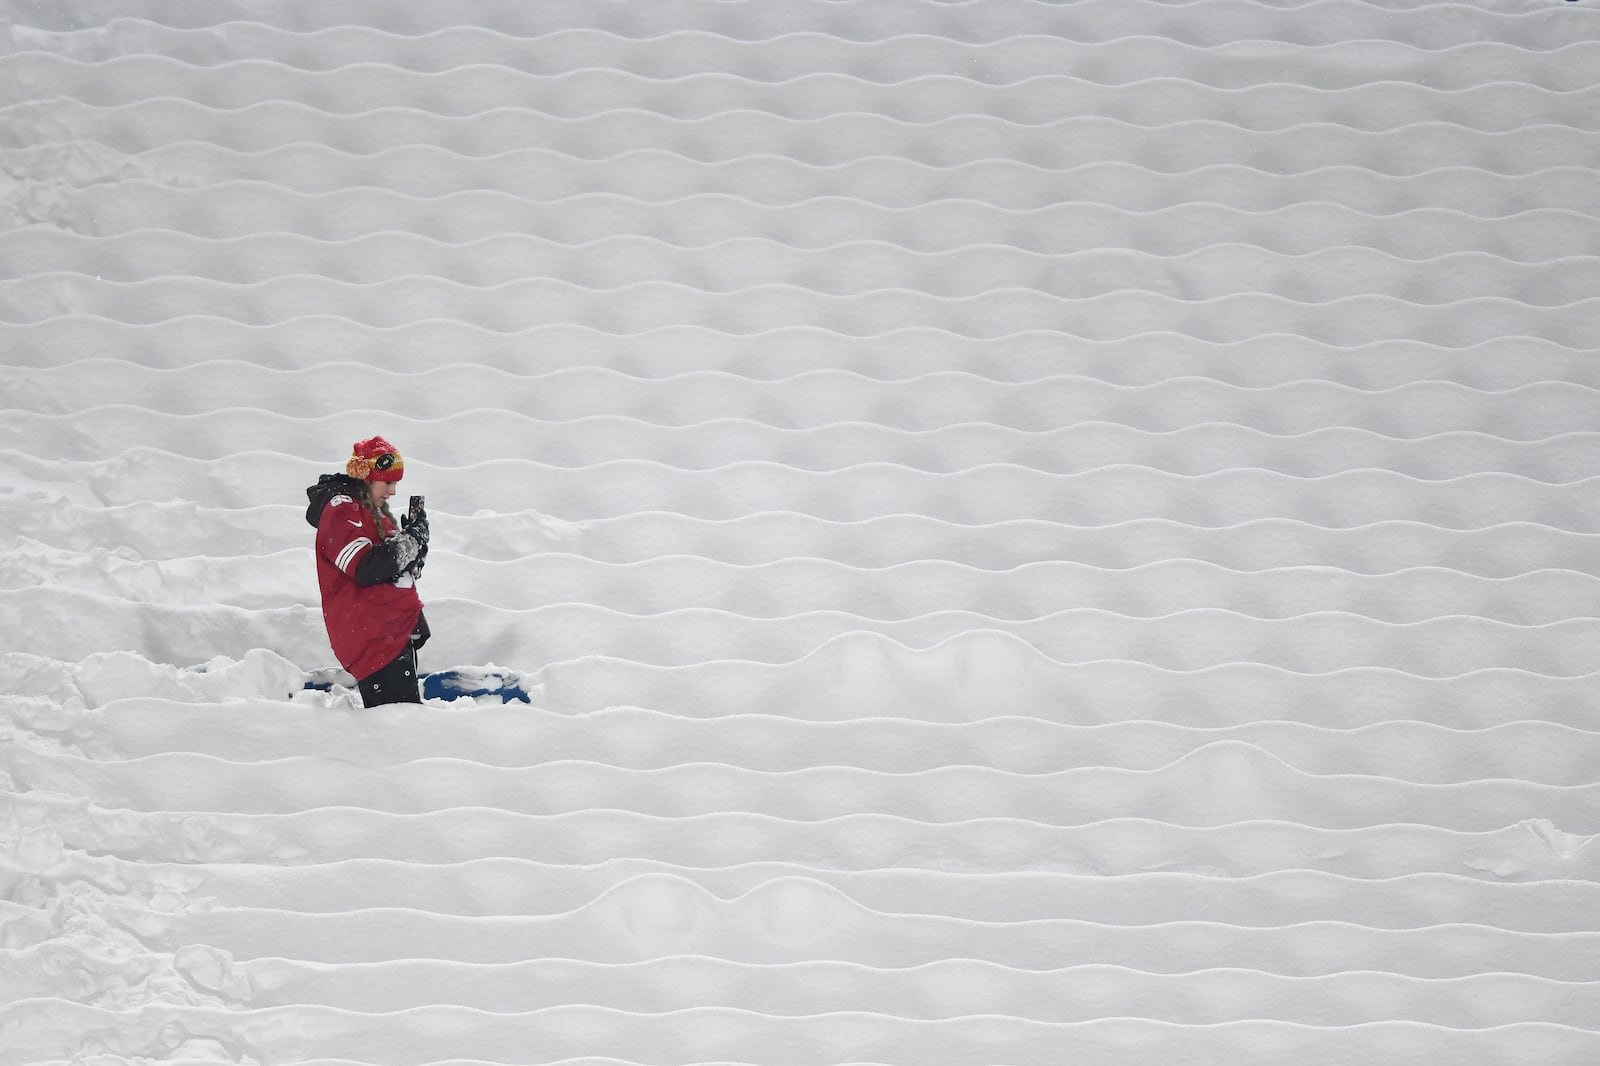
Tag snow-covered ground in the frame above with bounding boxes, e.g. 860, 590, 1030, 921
4, 1, 1600, 1062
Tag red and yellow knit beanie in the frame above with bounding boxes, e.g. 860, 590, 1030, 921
346, 436, 404, 482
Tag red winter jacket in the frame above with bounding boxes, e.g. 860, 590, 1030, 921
308, 477, 423, 680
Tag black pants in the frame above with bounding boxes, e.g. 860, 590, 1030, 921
358, 642, 419, 707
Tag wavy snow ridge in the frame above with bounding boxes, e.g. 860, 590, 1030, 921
3, 0, 1600, 1062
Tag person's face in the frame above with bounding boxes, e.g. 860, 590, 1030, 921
369, 479, 397, 506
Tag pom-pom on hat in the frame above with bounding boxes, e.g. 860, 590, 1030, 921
346, 436, 404, 482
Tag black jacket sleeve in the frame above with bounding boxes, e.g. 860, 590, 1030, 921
412, 610, 430, 650
352, 532, 422, 587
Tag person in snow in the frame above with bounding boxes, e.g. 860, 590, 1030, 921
304, 436, 431, 706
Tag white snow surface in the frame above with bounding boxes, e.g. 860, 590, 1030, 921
4, 1, 1600, 1062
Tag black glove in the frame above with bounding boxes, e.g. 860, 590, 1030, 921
390, 529, 425, 575
354, 531, 425, 587
402, 508, 430, 547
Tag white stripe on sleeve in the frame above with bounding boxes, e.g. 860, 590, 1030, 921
336, 537, 373, 573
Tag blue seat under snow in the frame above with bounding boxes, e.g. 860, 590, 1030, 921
304, 668, 532, 703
